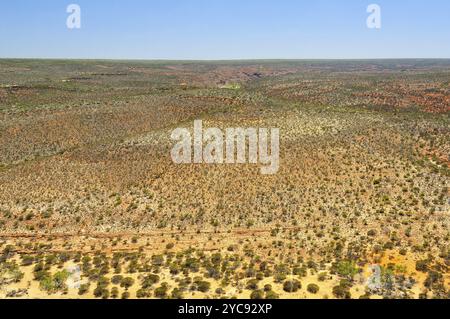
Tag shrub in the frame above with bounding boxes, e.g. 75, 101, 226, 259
246, 279, 259, 290
152, 255, 164, 266
293, 266, 307, 277
171, 288, 184, 299
424, 271, 442, 289
170, 263, 181, 275
21, 255, 34, 266
274, 273, 287, 283
265, 290, 279, 299
111, 287, 119, 299
137, 289, 150, 298
93, 287, 108, 298
317, 272, 327, 281
197, 280, 211, 293
111, 275, 123, 285
39, 275, 55, 293
415, 260, 428, 272
339, 279, 352, 289
332, 285, 351, 299
307, 283, 319, 294
184, 258, 200, 272
334, 261, 359, 279
142, 274, 160, 288
97, 276, 110, 289
102, 289, 110, 299
211, 253, 222, 265
367, 230, 377, 237
78, 283, 89, 295
283, 280, 301, 293
120, 277, 135, 290
154, 283, 169, 299
39, 270, 69, 293
250, 290, 264, 299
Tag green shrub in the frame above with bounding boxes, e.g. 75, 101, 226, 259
93, 287, 108, 298
171, 288, 184, 299
78, 283, 90, 295
317, 272, 327, 281
21, 255, 34, 266
196, 280, 211, 293
265, 290, 279, 299
120, 277, 135, 290
111, 287, 119, 299
415, 260, 428, 272
307, 283, 319, 294
111, 275, 123, 285
137, 288, 150, 298
39, 270, 69, 293
246, 279, 259, 290
332, 285, 351, 299
283, 280, 301, 293
142, 274, 160, 288
154, 283, 169, 299
250, 290, 264, 299
334, 261, 359, 279
367, 229, 377, 237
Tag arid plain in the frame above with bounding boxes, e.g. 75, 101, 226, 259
0, 60, 449, 299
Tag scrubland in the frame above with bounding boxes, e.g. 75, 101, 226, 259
0, 60, 449, 299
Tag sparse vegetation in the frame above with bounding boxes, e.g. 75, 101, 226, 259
0, 59, 448, 299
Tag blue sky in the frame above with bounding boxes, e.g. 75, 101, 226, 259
0, 0, 449, 59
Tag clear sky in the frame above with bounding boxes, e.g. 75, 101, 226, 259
1, 0, 449, 59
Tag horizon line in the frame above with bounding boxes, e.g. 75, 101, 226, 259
1, 57, 450, 62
